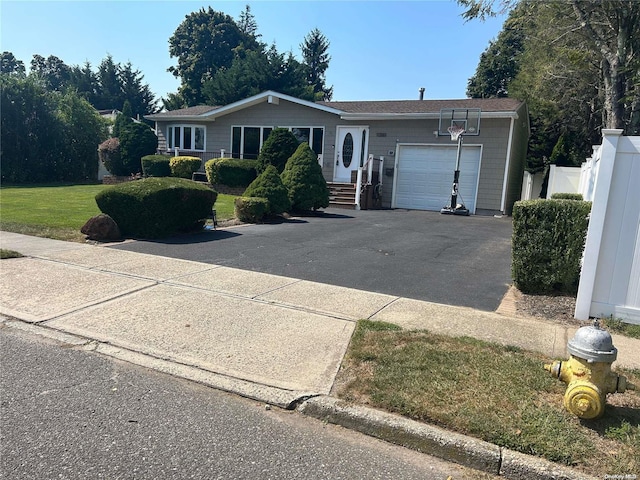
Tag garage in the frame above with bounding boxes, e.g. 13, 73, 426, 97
393, 144, 482, 213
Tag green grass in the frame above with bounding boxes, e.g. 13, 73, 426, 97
0, 183, 238, 242
337, 320, 640, 477
601, 316, 640, 340
0, 249, 23, 259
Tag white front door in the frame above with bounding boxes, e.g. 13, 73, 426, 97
334, 126, 369, 182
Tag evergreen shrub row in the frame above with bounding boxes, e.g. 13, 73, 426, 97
141, 154, 172, 177
170, 156, 202, 179
95, 177, 217, 238
512, 199, 591, 294
205, 158, 259, 187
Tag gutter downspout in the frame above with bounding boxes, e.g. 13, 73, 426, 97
500, 116, 516, 214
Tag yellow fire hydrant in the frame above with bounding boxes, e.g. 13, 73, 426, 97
544, 321, 635, 419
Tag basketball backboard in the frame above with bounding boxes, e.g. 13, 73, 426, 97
438, 108, 481, 137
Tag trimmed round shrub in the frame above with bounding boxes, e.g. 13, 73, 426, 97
257, 128, 299, 173
141, 154, 172, 177
282, 142, 329, 211
95, 177, 217, 238
243, 165, 291, 215
234, 197, 269, 223
98, 138, 121, 175
170, 156, 202, 178
118, 122, 158, 175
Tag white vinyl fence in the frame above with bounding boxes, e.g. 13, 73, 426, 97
575, 130, 640, 324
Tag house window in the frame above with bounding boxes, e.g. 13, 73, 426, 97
167, 125, 205, 152
231, 126, 324, 159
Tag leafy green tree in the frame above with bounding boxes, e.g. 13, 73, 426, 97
243, 165, 291, 215
458, 0, 640, 132
257, 128, 299, 173
162, 92, 188, 111
118, 122, 158, 175
0, 75, 106, 183
57, 91, 108, 180
168, 7, 256, 105
30, 54, 71, 91
466, 6, 524, 98
300, 28, 333, 100
281, 143, 329, 211
0, 75, 59, 183
0, 51, 25, 76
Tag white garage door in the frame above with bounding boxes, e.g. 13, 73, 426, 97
394, 145, 481, 213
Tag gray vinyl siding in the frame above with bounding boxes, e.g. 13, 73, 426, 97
154, 97, 527, 215
363, 118, 511, 211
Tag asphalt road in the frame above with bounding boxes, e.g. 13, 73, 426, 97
0, 326, 497, 480
111, 209, 513, 311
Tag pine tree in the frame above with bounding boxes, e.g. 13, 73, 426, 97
300, 28, 333, 100
281, 143, 329, 211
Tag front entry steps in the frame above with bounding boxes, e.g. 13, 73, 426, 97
327, 182, 356, 209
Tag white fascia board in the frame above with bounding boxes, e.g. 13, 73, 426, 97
201, 90, 343, 119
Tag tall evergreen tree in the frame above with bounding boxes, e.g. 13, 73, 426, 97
300, 28, 333, 100
96, 55, 123, 109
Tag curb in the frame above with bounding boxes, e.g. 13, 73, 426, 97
298, 396, 598, 480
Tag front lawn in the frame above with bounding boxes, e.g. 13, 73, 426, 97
0, 183, 236, 241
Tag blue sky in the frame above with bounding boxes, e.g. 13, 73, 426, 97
1, 1, 507, 104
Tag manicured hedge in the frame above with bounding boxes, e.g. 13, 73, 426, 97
170, 156, 202, 179
95, 177, 217, 238
550, 193, 584, 201
205, 158, 259, 187
512, 199, 591, 294
234, 197, 269, 223
141, 154, 172, 177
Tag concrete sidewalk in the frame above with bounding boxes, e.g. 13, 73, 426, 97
0, 231, 633, 479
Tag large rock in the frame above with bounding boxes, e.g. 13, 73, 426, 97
81, 214, 121, 241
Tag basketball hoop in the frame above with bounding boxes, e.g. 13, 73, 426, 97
447, 125, 465, 141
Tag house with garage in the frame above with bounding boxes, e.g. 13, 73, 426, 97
146, 90, 529, 215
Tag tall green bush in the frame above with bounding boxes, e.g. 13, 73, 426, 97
257, 128, 299, 173
95, 177, 217, 238
281, 142, 329, 211
512, 199, 591, 294
243, 165, 290, 215
117, 122, 158, 175
205, 158, 224, 184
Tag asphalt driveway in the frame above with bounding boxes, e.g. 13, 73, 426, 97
110, 209, 513, 312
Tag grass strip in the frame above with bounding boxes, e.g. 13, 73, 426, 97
336, 320, 640, 477
0, 249, 23, 259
